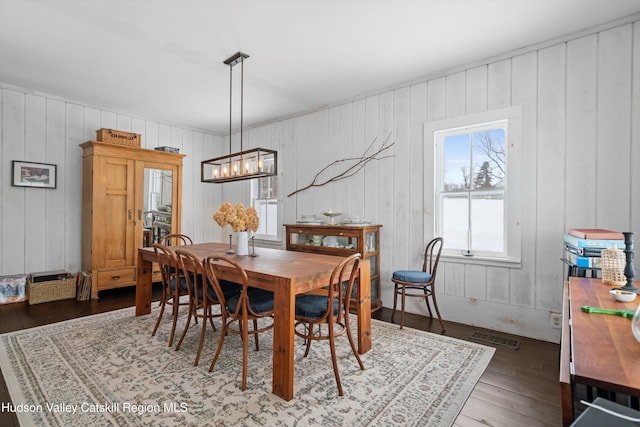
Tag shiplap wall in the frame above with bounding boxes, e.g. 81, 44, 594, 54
1, 17, 638, 342
228, 19, 640, 342
0, 87, 223, 277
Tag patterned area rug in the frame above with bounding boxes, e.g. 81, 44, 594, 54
0, 307, 494, 426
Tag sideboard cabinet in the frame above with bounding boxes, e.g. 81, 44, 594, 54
81, 141, 185, 298
284, 224, 382, 311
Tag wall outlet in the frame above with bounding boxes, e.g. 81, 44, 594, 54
550, 313, 562, 330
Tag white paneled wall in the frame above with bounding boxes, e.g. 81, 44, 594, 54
1, 18, 639, 342
0, 87, 222, 276
252, 19, 640, 342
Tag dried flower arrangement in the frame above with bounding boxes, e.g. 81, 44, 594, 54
213, 202, 259, 232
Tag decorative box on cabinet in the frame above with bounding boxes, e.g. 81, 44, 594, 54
284, 224, 382, 311
81, 141, 184, 299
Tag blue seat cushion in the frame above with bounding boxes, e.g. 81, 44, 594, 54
392, 270, 432, 284
169, 276, 189, 293
205, 279, 242, 303
227, 288, 274, 315
295, 295, 339, 319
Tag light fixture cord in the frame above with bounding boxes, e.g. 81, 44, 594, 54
228, 58, 233, 154
240, 55, 244, 152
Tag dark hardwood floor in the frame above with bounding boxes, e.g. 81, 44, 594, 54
0, 287, 562, 426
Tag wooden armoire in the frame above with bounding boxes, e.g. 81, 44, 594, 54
81, 141, 185, 299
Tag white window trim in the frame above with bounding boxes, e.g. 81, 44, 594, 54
424, 106, 522, 268
250, 176, 283, 244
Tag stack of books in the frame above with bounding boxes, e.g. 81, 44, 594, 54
564, 228, 625, 268
75, 271, 92, 301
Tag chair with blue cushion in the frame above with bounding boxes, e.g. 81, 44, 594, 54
151, 244, 190, 347
391, 237, 445, 331
174, 249, 242, 367
203, 255, 274, 391
294, 253, 365, 396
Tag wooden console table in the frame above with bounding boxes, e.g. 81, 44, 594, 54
560, 277, 640, 426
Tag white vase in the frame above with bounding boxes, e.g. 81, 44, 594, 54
237, 231, 249, 256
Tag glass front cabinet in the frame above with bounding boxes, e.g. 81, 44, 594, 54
284, 224, 382, 311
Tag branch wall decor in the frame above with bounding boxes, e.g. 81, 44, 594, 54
287, 133, 394, 197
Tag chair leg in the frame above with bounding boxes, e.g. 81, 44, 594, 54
303, 323, 314, 358
400, 287, 406, 329
209, 322, 227, 373
175, 298, 196, 351
253, 318, 260, 351
151, 294, 167, 338
194, 304, 209, 366
391, 284, 398, 323
168, 294, 180, 347
328, 323, 343, 396
345, 312, 365, 371
423, 288, 434, 318
430, 289, 446, 332
241, 318, 249, 391
207, 307, 217, 332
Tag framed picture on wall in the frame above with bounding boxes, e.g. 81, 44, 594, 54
11, 161, 57, 189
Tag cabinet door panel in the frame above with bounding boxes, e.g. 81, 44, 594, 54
99, 157, 135, 268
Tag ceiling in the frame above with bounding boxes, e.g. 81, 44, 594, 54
1, 0, 640, 135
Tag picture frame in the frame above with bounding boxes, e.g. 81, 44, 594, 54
11, 161, 57, 189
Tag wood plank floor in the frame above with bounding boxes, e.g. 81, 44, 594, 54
0, 287, 562, 426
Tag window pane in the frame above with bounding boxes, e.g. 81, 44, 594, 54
442, 194, 469, 250
442, 134, 471, 191
252, 169, 278, 239
433, 112, 516, 259
257, 176, 276, 198
470, 193, 504, 252
254, 198, 278, 236
472, 129, 505, 190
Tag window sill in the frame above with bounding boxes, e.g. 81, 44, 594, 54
440, 253, 521, 269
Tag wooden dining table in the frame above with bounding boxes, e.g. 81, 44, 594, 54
135, 242, 372, 401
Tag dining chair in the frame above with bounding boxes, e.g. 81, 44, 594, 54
391, 236, 445, 331
159, 233, 193, 246
294, 253, 365, 396
203, 255, 275, 391
151, 244, 189, 347
173, 249, 242, 366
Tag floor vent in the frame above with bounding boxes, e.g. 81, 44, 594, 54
470, 332, 520, 350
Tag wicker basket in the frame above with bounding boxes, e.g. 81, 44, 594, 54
96, 128, 141, 147
601, 248, 626, 286
28, 275, 77, 305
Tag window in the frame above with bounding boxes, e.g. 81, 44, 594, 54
251, 157, 279, 240
436, 123, 506, 257
427, 106, 521, 264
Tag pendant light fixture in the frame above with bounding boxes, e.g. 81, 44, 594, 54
201, 52, 277, 183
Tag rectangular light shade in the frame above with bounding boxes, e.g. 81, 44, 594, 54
201, 148, 277, 183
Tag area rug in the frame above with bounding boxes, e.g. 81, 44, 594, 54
0, 307, 494, 426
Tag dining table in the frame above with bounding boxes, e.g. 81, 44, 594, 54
135, 242, 372, 401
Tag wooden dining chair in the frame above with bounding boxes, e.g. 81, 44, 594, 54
151, 244, 189, 347
159, 233, 193, 246
294, 253, 365, 396
391, 236, 445, 331
173, 249, 242, 366
202, 255, 275, 391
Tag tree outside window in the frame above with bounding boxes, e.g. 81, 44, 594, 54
437, 123, 506, 256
